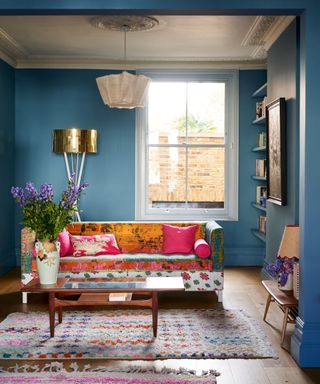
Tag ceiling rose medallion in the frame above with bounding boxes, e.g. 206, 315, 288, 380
90, 15, 159, 32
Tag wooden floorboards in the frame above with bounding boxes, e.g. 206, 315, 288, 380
0, 266, 319, 383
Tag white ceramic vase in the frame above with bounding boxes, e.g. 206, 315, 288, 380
278, 272, 293, 291
35, 240, 60, 285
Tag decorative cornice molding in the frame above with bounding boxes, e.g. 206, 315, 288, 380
242, 16, 277, 47
0, 49, 16, 67
250, 46, 267, 59
0, 27, 28, 64
263, 16, 295, 51
242, 15, 295, 57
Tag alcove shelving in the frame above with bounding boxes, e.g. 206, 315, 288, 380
251, 82, 267, 243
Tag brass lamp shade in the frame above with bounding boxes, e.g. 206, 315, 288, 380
84, 129, 98, 153
96, 71, 151, 109
278, 225, 300, 259
52, 128, 97, 154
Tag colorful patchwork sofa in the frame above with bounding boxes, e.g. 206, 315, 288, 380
21, 221, 224, 302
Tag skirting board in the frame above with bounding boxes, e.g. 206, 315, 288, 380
291, 317, 320, 367
224, 247, 265, 266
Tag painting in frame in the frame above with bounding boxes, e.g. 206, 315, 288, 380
266, 97, 287, 206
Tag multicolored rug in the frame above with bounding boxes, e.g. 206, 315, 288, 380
0, 363, 219, 383
0, 309, 276, 360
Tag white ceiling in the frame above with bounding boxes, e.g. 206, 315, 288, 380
0, 15, 295, 69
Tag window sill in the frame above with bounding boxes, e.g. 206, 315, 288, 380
135, 211, 238, 222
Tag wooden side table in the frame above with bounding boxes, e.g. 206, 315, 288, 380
262, 280, 298, 348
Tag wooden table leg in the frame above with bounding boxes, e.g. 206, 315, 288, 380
58, 307, 62, 324
49, 292, 55, 337
281, 306, 290, 347
152, 292, 158, 337
263, 293, 272, 321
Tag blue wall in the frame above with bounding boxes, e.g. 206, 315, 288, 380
0, 59, 15, 275
292, 6, 320, 367
265, 20, 299, 270
14, 69, 136, 254
14, 68, 266, 265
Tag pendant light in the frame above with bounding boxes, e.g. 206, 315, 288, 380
92, 16, 158, 109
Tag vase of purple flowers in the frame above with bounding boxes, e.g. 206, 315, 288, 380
11, 176, 88, 285
266, 256, 294, 291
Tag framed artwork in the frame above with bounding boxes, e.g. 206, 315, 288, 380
266, 97, 287, 205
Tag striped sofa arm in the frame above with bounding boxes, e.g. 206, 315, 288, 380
205, 221, 224, 271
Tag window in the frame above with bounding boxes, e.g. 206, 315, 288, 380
136, 70, 238, 221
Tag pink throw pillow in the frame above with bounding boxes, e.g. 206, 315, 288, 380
194, 239, 211, 259
70, 234, 121, 256
58, 230, 73, 257
162, 224, 197, 254
32, 230, 73, 257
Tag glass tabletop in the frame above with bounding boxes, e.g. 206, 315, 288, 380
22, 276, 185, 292
63, 280, 146, 289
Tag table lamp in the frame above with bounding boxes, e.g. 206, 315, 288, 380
278, 224, 300, 298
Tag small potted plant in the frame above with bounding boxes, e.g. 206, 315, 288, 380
11, 176, 88, 285
266, 256, 294, 291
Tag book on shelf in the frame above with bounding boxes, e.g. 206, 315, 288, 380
255, 101, 263, 119
109, 292, 132, 302
257, 131, 266, 147
261, 97, 267, 117
255, 159, 266, 177
258, 215, 267, 234
255, 98, 267, 119
256, 186, 267, 205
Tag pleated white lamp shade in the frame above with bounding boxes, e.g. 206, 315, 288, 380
96, 71, 151, 109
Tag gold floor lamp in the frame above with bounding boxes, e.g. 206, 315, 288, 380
52, 128, 97, 221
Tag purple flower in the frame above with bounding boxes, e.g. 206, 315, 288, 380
11, 186, 26, 206
39, 183, 53, 202
60, 175, 88, 209
11, 178, 88, 241
25, 182, 38, 201
266, 256, 293, 286
279, 271, 289, 286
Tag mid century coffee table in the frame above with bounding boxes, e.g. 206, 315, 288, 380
22, 276, 185, 337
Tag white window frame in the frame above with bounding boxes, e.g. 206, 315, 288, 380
136, 69, 239, 221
